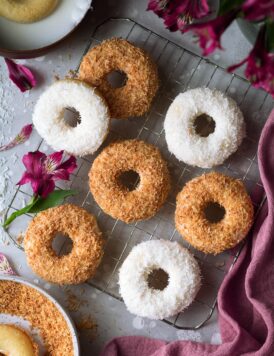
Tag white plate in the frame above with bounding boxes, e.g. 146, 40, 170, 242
0, 0, 92, 57
0, 275, 80, 355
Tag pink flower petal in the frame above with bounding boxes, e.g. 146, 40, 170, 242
22, 151, 46, 177
228, 26, 274, 97
29, 177, 55, 197
147, 0, 169, 16
17, 172, 33, 186
21, 124, 33, 137
44, 151, 64, 173
53, 155, 77, 181
57, 156, 77, 174
242, 0, 274, 21
228, 58, 248, 73
0, 253, 15, 275
164, 0, 210, 30
183, 11, 237, 55
4, 58, 37, 93
0, 124, 33, 152
52, 170, 70, 181
148, 0, 210, 31
30, 178, 43, 196
38, 179, 55, 198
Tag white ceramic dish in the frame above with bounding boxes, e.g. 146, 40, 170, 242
0, 275, 80, 355
0, 0, 92, 58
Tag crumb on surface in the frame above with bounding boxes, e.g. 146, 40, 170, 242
66, 290, 88, 312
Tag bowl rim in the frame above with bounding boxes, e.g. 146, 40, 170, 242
0, 0, 92, 59
0, 275, 80, 355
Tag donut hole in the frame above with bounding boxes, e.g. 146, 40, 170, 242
52, 233, 73, 257
63, 107, 81, 128
118, 170, 140, 191
204, 202, 226, 223
106, 70, 127, 88
147, 268, 169, 291
194, 114, 216, 137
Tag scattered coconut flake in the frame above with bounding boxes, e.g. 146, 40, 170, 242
215, 261, 225, 268
65, 291, 88, 312
76, 315, 97, 331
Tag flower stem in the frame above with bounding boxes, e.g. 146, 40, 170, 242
2, 196, 39, 229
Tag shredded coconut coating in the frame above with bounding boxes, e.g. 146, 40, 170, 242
119, 240, 201, 320
79, 38, 159, 119
164, 88, 245, 168
24, 204, 104, 284
175, 172, 254, 254
0, 280, 74, 355
89, 140, 171, 223
32, 79, 110, 156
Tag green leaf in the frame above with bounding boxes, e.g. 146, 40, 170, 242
2, 196, 38, 228
28, 189, 77, 214
266, 20, 274, 53
219, 0, 244, 16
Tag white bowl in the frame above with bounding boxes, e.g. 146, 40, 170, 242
0, 275, 80, 355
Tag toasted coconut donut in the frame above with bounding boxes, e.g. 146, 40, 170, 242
175, 172, 254, 254
89, 140, 170, 223
164, 88, 245, 168
119, 240, 201, 320
0, 0, 58, 23
24, 204, 104, 284
32, 79, 110, 157
79, 38, 159, 119
0, 324, 38, 356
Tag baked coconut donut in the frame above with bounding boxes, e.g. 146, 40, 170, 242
24, 204, 104, 284
0, 324, 38, 356
119, 240, 201, 320
164, 88, 245, 168
79, 38, 159, 119
89, 139, 170, 223
175, 172, 254, 254
32, 79, 110, 157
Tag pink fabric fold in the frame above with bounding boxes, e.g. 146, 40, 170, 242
101, 109, 274, 356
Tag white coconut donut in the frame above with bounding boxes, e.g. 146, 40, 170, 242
119, 240, 201, 320
33, 79, 110, 157
164, 88, 245, 168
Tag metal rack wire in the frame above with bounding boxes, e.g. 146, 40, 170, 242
5, 18, 273, 330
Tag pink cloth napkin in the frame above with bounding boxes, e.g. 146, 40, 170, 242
101, 109, 274, 356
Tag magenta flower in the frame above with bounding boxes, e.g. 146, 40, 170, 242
4, 58, 37, 92
242, 0, 274, 21
228, 27, 274, 96
147, 0, 169, 17
147, 0, 210, 31
183, 11, 237, 55
17, 151, 77, 198
0, 124, 33, 152
164, 0, 210, 31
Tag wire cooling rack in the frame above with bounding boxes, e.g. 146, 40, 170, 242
5, 18, 274, 330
